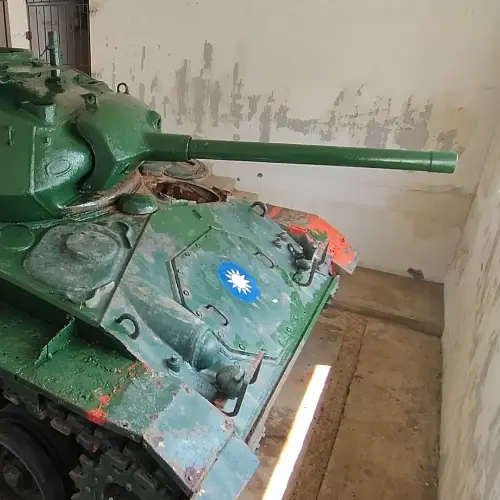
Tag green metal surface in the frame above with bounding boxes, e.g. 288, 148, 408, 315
188, 139, 457, 173
0, 32, 459, 499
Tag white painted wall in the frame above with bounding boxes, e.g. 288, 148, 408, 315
6, 0, 28, 48
441, 118, 500, 499
90, 0, 500, 281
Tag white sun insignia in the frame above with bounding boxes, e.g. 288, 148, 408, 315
225, 269, 252, 295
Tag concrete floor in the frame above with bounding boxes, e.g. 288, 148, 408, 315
241, 267, 443, 500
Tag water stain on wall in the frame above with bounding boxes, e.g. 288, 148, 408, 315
438, 129, 466, 156
111, 60, 116, 90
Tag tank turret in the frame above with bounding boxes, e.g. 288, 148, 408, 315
0, 33, 458, 500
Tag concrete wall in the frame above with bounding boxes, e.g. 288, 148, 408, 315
6, 0, 28, 48
89, 0, 500, 281
441, 119, 500, 499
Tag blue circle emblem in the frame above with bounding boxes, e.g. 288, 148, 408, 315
218, 261, 260, 303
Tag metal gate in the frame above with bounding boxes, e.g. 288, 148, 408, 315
0, 0, 9, 47
26, 0, 90, 74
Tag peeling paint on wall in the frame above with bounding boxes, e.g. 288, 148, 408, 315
395, 98, 433, 150
162, 96, 169, 118
124, 41, 473, 158
230, 63, 244, 129
141, 46, 146, 72
259, 95, 274, 143
210, 81, 222, 127
248, 95, 260, 121
203, 41, 213, 69
364, 118, 394, 148
175, 59, 189, 125
150, 73, 160, 93
274, 104, 317, 135
193, 73, 207, 133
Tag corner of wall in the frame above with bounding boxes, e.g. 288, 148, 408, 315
440, 108, 500, 500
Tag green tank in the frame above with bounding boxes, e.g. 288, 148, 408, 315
0, 33, 457, 500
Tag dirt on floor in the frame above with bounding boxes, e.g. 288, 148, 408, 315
241, 268, 443, 500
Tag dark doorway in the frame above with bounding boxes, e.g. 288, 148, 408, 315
25, 0, 91, 74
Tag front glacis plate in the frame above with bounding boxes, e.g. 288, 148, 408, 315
173, 227, 306, 360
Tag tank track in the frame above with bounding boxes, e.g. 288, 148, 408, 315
0, 390, 183, 499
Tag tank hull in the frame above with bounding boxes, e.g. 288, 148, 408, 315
0, 196, 346, 498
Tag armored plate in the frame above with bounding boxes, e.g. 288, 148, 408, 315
101, 200, 337, 438
173, 227, 305, 360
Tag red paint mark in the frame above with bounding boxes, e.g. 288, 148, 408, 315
138, 361, 154, 377
269, 210, 357, 274
85, 362, 146, 426
268, 206, 281, 218
99, 395, 110, 405
86, 408, 108, 426
213, 397, 227, 409
85, 361, 165, 429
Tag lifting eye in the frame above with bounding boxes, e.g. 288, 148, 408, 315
146, 110, 162, 129
116, 82, 129, 94
83, 93, 99, 110
152, 116, 161, 129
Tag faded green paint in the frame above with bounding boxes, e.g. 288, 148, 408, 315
101, 201, 337, 437
0, 299, 134, 412
0, 195, 336, 495
35, 316, 76, 366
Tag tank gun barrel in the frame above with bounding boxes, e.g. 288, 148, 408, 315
188, 139, 457, 173
145, 134, 457, 174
